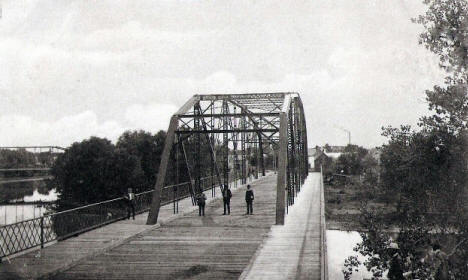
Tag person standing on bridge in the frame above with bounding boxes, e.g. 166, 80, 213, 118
222, 184, 232, 215
196, 192, 207, 216
125, 188, 136, 220
245, 184, 254, 215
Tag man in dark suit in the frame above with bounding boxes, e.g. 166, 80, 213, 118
245, 184, 254, 215
222, 185, 232, 215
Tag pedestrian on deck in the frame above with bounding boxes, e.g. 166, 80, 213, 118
196, 192, 207, 216
245, 184, 254, 215
125, 188, 135, 220
222, 185, 232, 215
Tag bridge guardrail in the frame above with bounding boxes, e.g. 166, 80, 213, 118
319, 166, 329, 280
0, 176, 221, 260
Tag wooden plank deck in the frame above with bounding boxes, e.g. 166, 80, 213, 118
1, 172, 325, 280
50, 174, 277, 280
0, 174, 270, 280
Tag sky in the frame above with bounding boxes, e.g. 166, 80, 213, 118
0, 0, 445, 148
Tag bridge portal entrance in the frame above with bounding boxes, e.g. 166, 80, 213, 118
147, 93, 308, 225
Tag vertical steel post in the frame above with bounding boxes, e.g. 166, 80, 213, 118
258, 133, 265, 176
276, 112, 288, 225
40, 216, 44, 248
211, 101, 215, 197
194, 102, 202, 194
254, 137, 259, 179
174, 136, 179, 214
182, 141, 196, 205
233, 106, 239, 188
241, 114, 246, 184
222, 100, 229, 187
288, 101, 296, 205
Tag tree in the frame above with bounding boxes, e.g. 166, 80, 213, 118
0, 148, 36, 169
344, 206, 468, 280
335, 144, 368, 175
51, 137, 144, 210
361, 151, 379, 186
414, 0, 468, 78
116, 130, 166, 189
344, 1, 468, 278
380, 124, 465, 212
413, 0, 468, 213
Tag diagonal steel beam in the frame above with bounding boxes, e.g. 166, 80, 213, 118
147, 116, 178, 225
227, 99, 279, 148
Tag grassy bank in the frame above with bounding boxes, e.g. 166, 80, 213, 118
324, 179, 398, 232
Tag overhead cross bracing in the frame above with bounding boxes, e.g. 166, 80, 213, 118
146, 92, 308, 225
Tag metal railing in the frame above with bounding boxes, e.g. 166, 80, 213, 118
0, 176, 221, 260
319, 166, 329, 280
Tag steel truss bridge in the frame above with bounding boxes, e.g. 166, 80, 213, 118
1, 93, 328, 279
147, 92, 309, 225
0, 146, 66, 173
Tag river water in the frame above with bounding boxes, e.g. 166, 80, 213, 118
327, 230, 374, 280
0, 179, 57, 225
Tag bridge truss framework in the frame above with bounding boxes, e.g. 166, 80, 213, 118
0, 146, 66, 172
147, 93, 308, 225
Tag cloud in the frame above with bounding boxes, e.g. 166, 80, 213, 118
0, 111, 123, 147
0, 0, 447, 148
124, 103, 178, 132
0, 102, 182, 147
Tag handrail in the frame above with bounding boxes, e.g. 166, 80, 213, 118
45, 197, 125, 217
0, 146, 66, 151
0, 176, 217, 260
47, 175, 213, 218
0, 168, 52, 171
320, 166, 329, 280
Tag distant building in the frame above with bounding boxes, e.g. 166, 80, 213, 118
322, 145, 346, 161
308, 146, 322, 170
314, 152, 331, 172
323, 151, 342, 159
324, 145, 346, 153
308, 146, 336, 171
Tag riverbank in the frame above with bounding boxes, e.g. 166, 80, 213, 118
324, 181, 398, 232
0, 176, 52, 184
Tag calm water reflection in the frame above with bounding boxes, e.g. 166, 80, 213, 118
0, 179, 57, 225
327, 230, 373, 280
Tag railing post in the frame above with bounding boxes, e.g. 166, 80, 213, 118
173, 186, 176, 214
320, 164, 328, 280
40, 216, 44, 249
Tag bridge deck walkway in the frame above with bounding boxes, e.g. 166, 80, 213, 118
0, 175, 265, 280
241, 172, 322, 280
49, 174, 277, 280
1, 172, 324, 280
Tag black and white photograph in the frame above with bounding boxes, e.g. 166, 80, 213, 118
0, 1, 467, 279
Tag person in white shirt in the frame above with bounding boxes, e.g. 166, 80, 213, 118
125, 188, 136, 220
